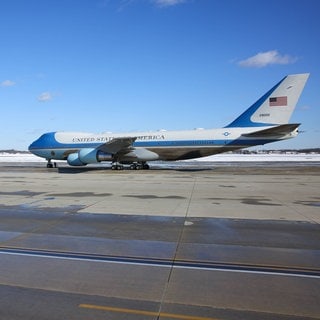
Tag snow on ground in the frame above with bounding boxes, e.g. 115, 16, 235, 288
193, 153, 320, 162
0, 153, 47, 162
1, 152, 320, 163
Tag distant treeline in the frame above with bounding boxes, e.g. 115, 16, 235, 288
0, 149, 30, 154
236, 148, 320, 154
283, 148, 320, 153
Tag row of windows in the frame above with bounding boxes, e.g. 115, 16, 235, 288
135, 140, 217, 147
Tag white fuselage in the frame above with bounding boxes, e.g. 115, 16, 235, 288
29, 126, 296, 163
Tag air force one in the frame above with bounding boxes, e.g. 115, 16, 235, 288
29, 73, 309, 169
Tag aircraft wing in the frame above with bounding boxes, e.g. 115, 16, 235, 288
242, 123, 300, 138
97, 137, 137, 154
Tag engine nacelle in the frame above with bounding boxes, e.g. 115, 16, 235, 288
67, 153, 86, 166
67, 148, 113, 166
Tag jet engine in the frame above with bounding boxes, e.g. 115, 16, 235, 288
67, 148, 113, 166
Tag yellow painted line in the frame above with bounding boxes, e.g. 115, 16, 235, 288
79, 304, 220, 320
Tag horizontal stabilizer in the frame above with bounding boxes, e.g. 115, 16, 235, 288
242, 123, 300, 138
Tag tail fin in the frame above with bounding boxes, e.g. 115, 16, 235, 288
226, 73, 309, 128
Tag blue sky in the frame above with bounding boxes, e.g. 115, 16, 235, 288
0, 0, 319, 150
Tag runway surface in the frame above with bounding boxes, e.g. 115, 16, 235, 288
0, 164, 319, 319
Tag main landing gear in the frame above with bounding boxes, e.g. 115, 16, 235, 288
129, 162, 150, 170
111, 162, 124, 170
111, 162, 150, 170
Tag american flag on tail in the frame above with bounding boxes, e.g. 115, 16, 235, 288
269, 96, 287, 107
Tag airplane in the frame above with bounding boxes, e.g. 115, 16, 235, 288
29, 73, 309, 169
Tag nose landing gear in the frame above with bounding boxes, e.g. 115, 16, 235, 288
46, 160, 57, 168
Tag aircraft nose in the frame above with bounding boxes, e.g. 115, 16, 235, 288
28, 136, 42, 151
28, 140, 36, 151
28, 132, 56, 152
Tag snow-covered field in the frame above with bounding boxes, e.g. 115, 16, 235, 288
0, 153, 47, 162
1, 152, 320, 163
193, 153, 320, 162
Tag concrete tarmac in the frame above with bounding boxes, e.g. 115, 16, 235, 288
0, 164, 319, 319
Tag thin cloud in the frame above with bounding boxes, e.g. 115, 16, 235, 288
38, 92, 53, 102
298, 105, 311, 111
100, 0, 187, 10
238, 50, 298, 68
152, 0, 187, 7
1, 80, 16, 87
